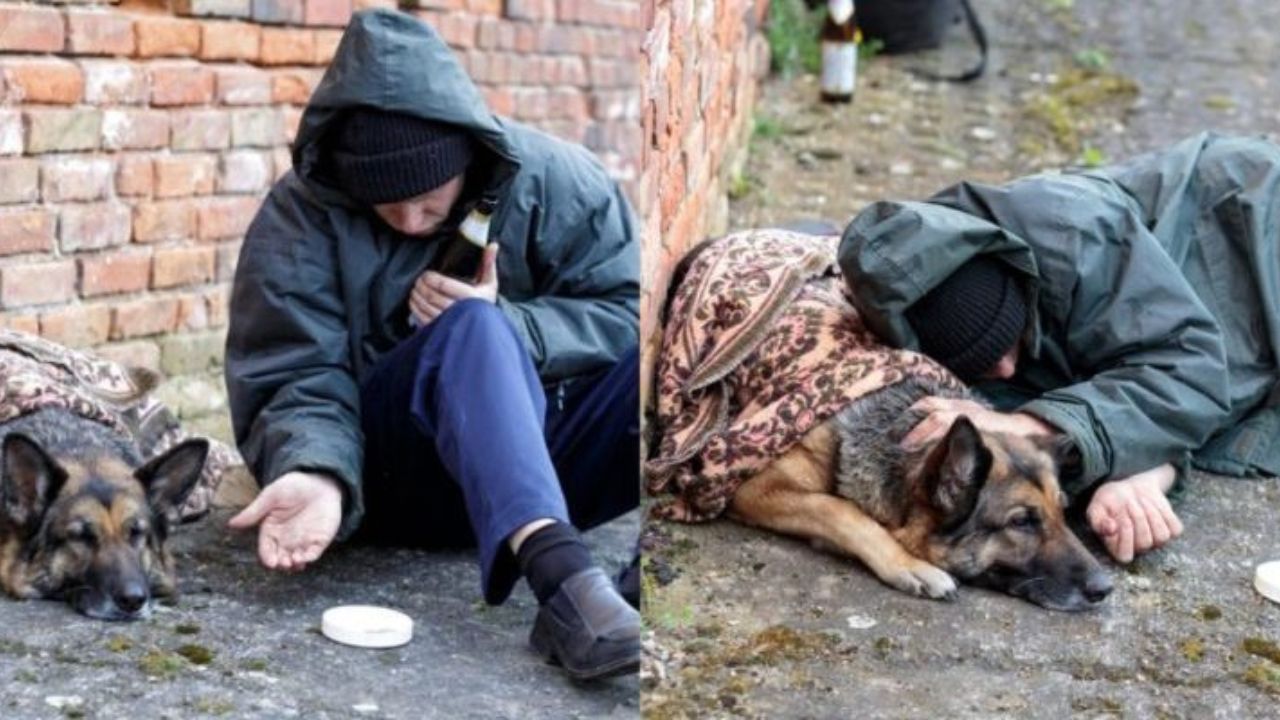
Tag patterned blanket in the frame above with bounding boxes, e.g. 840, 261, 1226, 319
0, 329, 242, 522
645, 229, 962, 522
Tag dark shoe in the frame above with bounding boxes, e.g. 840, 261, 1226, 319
614, 552, 641, 610
529, 567, 640, 681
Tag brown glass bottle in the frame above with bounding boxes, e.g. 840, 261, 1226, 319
432, 197, 496, 282
820, 0, 858, 103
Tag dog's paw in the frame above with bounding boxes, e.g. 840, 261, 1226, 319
883, 562, 958, 601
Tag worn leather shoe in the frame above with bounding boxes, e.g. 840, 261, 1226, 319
529, 567, 640, 681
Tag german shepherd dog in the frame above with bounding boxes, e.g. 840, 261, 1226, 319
0, 408, 207, 620
729, 377, 1114, 611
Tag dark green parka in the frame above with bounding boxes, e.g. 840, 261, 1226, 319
840, 132, 1280, 494
225, 9, 639, 537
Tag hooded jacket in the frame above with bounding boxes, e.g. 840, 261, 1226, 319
225, 10, 639, 538
840, 133, 1280, 493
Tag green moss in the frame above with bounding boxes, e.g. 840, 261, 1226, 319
139, 650, 185, 679
873, 636, 896, 659
1179, 637, 1205, 662
1203, 95, 1236, 111
13, 668, 37, 683
1243, 637, 1280, 664
240, 658, 269, 672
728, 173, 754, 201
176, 644, 214, 665
105, 635, 133, 653
1195, 604, 1222, 621
174, 623, 202, 636
191, 698, 235, 716
1243, 662, 1280, 695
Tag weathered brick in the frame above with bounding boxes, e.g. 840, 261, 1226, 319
198, 196, 259, 240
149, 63, 215, 107
175, 290, 209, 331
0, 58, 85, 104
135, 17, 202, 58
218, 150, 273, 193
272, 147, 292, 180
230, 108, 283, 147
59, 202, 133, 252
507, 0, 555, 21
116, 154, 155, 197
102, 109, 170, 150
355, 0, 398, 9
111, 297, 180, 340
159, 330, 225, 375
66, 8, 136, 56
25, 109, 102, 153
252, 0, 305, 25
215, 239, 242, 281
39, 304, 112, 347
134, 200, 197, 243
305, 0, 352, 26
41, 157, 114, 202
312, 29, 343, 65
216, 66, 272, 105
82, 61, 149, 105
0, 5, 64, 53
0, 312, 40, 335
0, 260, 76, 309
271, 69, 320, 104
201, 22, 262, 62
260, 28, 315, 66
0, 208, 55, 256
79, 249, 153, 297
94, 340, 161, 371
152, 246, 216, 289
0, 111, 22, 155
282, 106, 303, 143
170, 110, 231, 151
175, 0, 253, 18
154, 154, 219, 198
0, 159, 40, 205
205, 283, 230, 326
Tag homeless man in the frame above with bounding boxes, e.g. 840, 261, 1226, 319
840, 132, 1280, 566
223, 9, 641, 681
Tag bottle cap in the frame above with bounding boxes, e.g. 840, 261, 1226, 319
321, 605, 414, 648
1256, 561, 1280, 604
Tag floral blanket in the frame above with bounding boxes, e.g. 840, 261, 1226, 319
645, 229, 962, 522
0, 329, 242, 522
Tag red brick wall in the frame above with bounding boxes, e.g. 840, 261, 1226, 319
0, 0, 642, 376
638, 0, 769, 400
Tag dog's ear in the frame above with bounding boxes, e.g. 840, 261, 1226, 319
2, 433, 68, 531
135, 439, 209, 516
930, 416, 991, 525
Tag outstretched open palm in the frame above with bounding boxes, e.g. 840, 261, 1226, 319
228, 471, 342, 572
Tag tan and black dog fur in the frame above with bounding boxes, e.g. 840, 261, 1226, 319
729, 377, 1113, 611
0, 408, 207, 620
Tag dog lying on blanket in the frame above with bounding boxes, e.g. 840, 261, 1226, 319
649, 230, 1112, 612
729, 376, 1114, 612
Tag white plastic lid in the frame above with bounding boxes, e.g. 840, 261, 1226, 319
1255, 561, 1280, 605
321, 605, 414, 649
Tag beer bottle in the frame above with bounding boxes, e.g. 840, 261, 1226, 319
820, 0, 858, 103
432, 197, 496, 282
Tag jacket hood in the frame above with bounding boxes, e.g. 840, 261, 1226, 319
838, 198, 1044, 359
291, 8, 519, 205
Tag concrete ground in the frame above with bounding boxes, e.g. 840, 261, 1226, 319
644, 0, 1280, 717
0, 508, 640, 720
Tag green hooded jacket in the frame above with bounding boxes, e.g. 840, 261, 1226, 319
224, 9, 639, 538
839, 132, 1280, 494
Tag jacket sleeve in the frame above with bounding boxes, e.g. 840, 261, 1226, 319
495, 179, 639, 381
224, 181, 366, 539
1019, 211, 1231, 491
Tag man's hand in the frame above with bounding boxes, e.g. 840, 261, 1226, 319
901, 396, 1054, 450
227, 471, 343, 572
1086, 464, 1182, 563
409, 243, 499, 326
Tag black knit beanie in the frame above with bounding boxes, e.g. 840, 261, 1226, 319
905, 255, 1027, 382
329, 107, 474, 205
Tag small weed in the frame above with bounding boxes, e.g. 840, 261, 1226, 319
176, 644, 215, 665
139, 650, 185, 679
766, 0, 824, 77
174, 623, 202, 636
1243, 637, 1280, 664
1080, 145, 1107, 167
105, 635, 133, 653
1074, 48, 1110, 70
1195, 604, 1222, 621
1179, 637, 1205, 662
753, 115, 785, 141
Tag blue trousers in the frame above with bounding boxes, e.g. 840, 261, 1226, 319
355, 299, 639, 603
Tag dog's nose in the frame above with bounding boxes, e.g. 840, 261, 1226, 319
115, 581, 148, 614
1083, 573, 1113, 603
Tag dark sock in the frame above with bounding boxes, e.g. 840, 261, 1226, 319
516, 522, 594, 604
